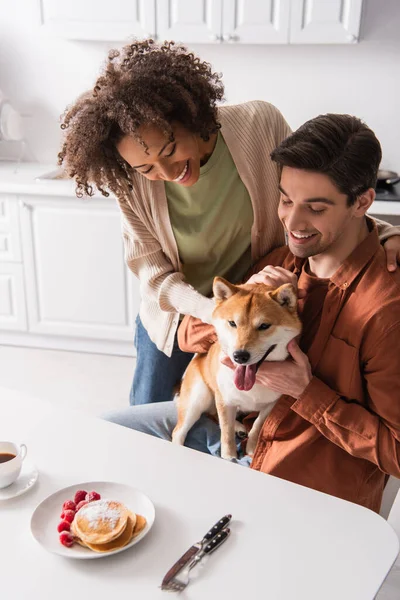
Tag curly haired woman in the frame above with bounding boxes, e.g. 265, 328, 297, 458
59, 39, 400, 406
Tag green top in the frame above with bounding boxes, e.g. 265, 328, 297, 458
165, 132, 253, 297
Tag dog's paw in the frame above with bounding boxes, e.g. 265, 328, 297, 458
221, 453, 238, 461
234, 420, 247, 439
221, 445, 238, 461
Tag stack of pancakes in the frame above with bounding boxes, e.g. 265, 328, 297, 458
71, 499, 146, 553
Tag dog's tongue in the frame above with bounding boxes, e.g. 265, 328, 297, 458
234, 364, 258, 391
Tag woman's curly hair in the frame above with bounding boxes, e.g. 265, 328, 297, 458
58, 39, 225, 199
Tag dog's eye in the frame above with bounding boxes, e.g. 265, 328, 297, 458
258, 323, 271, 331
228, 320, 237, 328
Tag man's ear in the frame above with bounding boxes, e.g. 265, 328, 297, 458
269, 283, 297, 310
213, 277, 238, 301
353, 188, 375, 216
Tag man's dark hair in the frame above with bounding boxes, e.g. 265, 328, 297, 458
58, 39, 224, 199
270, 114, 382, 205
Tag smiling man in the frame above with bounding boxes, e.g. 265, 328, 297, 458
105, 114, 400, 513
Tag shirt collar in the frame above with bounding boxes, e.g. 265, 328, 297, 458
293, 217, 380, 290
330, 217, 380, 289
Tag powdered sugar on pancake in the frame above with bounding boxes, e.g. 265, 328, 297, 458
79, 499, 122, 530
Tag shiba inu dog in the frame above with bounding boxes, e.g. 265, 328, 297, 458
172, 277, 301, 460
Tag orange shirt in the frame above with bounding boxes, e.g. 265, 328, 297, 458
178, 219, 400, 512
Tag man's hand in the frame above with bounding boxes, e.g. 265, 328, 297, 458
255, 340, 312, 398
246, 265, 306, 299
222, 340, 312, 399
383, 236, 400, 272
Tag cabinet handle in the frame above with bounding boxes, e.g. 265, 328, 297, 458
222, 34, 239, 42
346, 34, 358, 43
19, 201, 31, 211
209, 33, 221, 41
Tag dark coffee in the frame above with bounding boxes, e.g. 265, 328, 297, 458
0, 453, 16, 464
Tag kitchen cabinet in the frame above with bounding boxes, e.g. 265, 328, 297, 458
39, 0, 363, 44
0, 263, 27, 331
19, 196, 138, 343
0, 195, 27, 331
0, 172, 139, 356
0, 194, 22, 262
156, 0, 290, 44
156, 0, 222, 44
290, 0, 363, 44
39, 0, 156, 41
221, 0, 290, 44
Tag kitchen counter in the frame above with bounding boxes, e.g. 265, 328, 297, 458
369, 200, 400, 217
0, 162, 399, 216
0, 162, 107, 199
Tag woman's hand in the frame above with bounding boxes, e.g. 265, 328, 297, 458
246, 265, 306, 299
383, 236, 400, 272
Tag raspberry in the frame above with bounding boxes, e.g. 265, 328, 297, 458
74, 490, 87, 504
59, 531, 74, 547
76, 500, 88, 511
62, 509, 75, 523
86, 491, 101, 502
62, 500, 76, 512
57, 520, 71, 533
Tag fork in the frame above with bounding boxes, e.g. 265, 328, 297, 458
163, 528, 231, 593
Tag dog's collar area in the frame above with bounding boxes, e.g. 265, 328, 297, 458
255, 344, 277, 372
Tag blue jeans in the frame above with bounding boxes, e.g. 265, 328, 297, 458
130, 316, 194, 405
103, 401, 252, 466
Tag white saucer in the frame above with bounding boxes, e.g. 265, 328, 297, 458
31, 481, 155, 559
0, 460, 39, 500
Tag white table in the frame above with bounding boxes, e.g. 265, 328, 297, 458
0, 389, 399, 600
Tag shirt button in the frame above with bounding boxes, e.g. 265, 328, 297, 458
342, 282, 349, 288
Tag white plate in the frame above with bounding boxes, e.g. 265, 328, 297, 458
0, 460, 38, 500
31, 481, 155, 559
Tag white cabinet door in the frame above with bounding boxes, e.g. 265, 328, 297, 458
222, 0, 290, 44
290, 0, 363, 44
40, 0, 156, 41
19, 196, 138, 342
0, 195, 22, 263
0, 263, 27, 331
156, 0, 222, 43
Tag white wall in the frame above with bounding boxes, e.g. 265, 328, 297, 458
0, 0, 399, 169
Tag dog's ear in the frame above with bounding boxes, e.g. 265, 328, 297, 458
269, 283, 297, 310
213, 277, 238, 301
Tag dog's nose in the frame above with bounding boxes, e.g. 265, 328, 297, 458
233, 350, 250, 364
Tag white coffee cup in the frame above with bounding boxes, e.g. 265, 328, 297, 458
0, 441, 27, 488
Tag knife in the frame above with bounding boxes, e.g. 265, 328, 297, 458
161, 514, 232, 589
